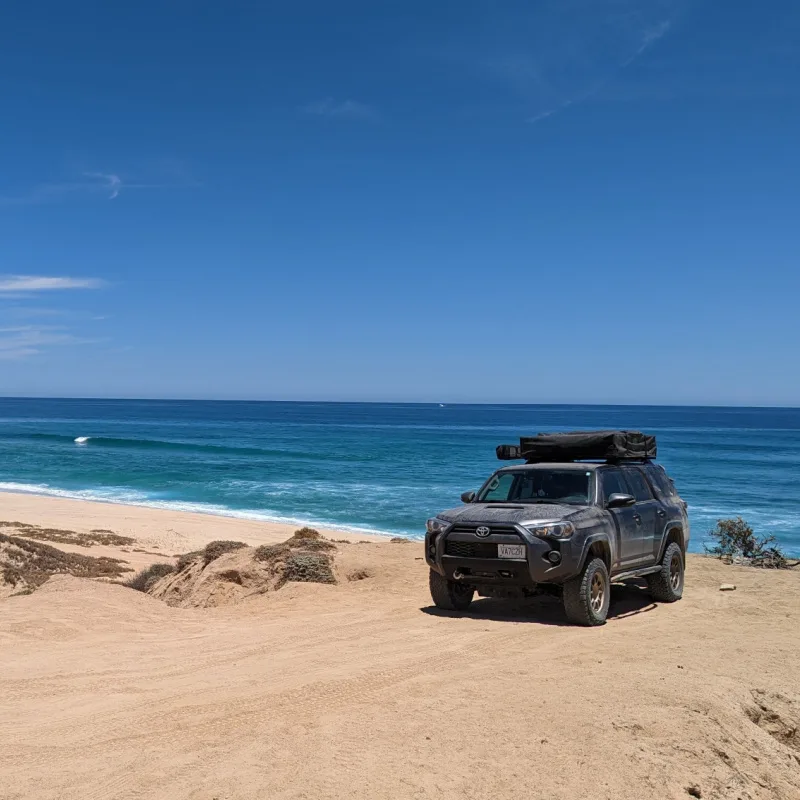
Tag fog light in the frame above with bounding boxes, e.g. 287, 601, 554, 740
547, 551, 562, 565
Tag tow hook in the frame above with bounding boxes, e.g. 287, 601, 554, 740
453, 569, 465, 581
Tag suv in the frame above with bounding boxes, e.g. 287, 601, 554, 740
425, 431, 689, 626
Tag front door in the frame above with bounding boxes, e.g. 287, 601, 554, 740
621, 466, 660, 563
600, 468, 643, 568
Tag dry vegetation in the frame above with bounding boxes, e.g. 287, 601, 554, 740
706, 517, 799, 569
1, 532, 132, 596
202, 540, 248, 564
141, 528, 345, 607
124, 563, 176, 592
0, 520, 135, 548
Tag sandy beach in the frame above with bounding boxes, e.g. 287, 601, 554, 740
2, 491, 800, 800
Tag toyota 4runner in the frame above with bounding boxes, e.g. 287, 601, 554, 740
425, 431, 689, 626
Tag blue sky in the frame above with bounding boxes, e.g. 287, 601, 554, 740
1, 0, 798, 405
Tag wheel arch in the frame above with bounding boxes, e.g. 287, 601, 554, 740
658, 525, 685, 563
580, 535, 612, 572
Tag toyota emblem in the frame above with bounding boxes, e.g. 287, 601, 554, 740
475, 526, 491, 538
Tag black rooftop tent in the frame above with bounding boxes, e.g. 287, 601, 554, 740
496, 431, 657, 463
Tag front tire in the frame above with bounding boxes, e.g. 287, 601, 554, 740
563, 557, 610, 626
429, 569, 474, 611
646, 541, 684, 603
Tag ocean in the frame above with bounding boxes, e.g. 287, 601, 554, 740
0, 398, 798, 556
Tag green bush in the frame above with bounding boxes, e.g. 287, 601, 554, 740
254, 543, 291, 561
293, 527, 321, 540
124, 563, 176, 592
705, 518, 793, 569
175, 550, 203, 571
283, 553, 336, 584
202, 540, 248, 564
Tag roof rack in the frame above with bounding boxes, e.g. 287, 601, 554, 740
497, 431, 656, 463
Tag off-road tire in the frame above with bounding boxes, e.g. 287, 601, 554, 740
563, 557, 610, 626
646, 542, 684, 602
429, 569, 474, 611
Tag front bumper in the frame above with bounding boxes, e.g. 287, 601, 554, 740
426, 525, 582, 586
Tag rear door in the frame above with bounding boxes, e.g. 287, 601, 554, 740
621, 466, 660, 564
644, 463, 684, 559
600, 468, 642, 569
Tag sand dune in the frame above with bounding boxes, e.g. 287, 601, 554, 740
1, 494, 799, 799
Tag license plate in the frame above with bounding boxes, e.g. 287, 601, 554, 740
497, 544, 526, 560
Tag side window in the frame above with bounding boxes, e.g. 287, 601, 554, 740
645, 465, 676, 498
482, 472, 515, 501
600, 469, 628, 502
623, 468, 653, 502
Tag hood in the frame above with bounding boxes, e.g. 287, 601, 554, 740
437, 503, 586, 526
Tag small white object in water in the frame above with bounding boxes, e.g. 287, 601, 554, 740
439, 404, 446, 407
74, 436, 90, 445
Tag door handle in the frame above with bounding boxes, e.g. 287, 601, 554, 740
633, 513, 642, 524
656, 509, 666, 518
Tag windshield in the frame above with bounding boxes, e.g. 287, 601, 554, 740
477, 469, 591, 505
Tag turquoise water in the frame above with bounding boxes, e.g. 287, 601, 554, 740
0, 399, 798, 555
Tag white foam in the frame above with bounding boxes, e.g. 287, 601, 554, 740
74, 436, 90, 445
0, 482, 416, 539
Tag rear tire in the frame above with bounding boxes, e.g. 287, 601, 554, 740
429, 569, 474, 611
646, 541, 684, 602
563, 557, 610, 626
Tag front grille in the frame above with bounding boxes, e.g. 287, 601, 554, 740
449, 525, 519, 536
444, 541, 499, 559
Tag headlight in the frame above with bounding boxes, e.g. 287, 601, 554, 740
426, 517, 451, 535
524, 521, 575, 539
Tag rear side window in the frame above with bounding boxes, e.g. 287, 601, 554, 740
645, 464, 676, 498
600, 469, 628, 501
622, 468, 653, 502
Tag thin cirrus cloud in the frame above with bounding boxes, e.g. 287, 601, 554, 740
0, 277, 104, 359
302, 98, 378, 120
524, 18, 674, 123
0, 170, 197, 206
0, 326, 95, 360
0, 275, 104, 293
460, 0, 680, 124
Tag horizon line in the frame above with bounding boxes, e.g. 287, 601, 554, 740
0, 395, 798, 410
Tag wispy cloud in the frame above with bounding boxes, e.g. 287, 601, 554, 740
83, 172, 122, 199
0, 169, 197, 207
525, 15, 674, 123
0, 275, 104, 293
443, 0, 681, 125
622, 20, 672, 66
302, 98, 378, 120
0, 326, 95, 360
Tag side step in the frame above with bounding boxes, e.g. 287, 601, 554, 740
611, 566, 661, 582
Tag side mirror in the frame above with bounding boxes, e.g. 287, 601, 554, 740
460, 491, 476, 504
607, 493, 635, 509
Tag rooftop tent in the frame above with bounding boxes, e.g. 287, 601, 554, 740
496, 431, 657, 462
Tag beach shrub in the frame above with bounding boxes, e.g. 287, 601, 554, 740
175, 550, 203, 571
291, 537, 336, 552
705, 517, 795, 569
292, 527, 322, 540
254, 543, 291, 561
124, 563, 176, 592
285, 528, 336, 551
202, 540, 248, 564
283, 552, 336, 584
0, 532, 132, 590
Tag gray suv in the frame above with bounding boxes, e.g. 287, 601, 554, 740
425, 431, 689, 626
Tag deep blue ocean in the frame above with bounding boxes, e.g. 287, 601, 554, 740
0, 399, 798, 556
